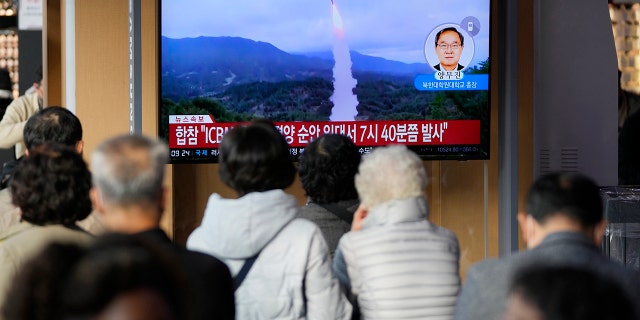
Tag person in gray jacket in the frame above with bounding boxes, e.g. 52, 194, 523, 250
298, 134, 361, 258
454, 172, 640, 320
187, 119, 351, 320
333, 144, 461, 319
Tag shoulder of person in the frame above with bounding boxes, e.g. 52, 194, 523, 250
288, 217, 323, 231
466, 256, 508, 280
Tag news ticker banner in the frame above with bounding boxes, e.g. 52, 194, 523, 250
168, 115, 481, 149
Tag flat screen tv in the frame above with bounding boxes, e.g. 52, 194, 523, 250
159, 0, 491, 162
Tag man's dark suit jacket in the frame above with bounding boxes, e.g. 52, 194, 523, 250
138, 228, 235, 320
433, 64, 465, 71
454, 231, 640, 320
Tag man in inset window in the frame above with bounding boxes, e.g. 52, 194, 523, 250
433, 27, 465, 71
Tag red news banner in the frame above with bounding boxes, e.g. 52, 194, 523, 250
169, 115, 480, 148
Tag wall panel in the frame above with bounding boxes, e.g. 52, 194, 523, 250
75, 0, 129, 158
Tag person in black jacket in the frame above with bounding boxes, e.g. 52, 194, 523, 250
90, 134, 235, 320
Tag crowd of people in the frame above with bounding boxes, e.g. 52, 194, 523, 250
0, 106, 639, 319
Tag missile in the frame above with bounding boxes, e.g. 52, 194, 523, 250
331, 0, 334, 4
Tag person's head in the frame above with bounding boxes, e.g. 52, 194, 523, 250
298, 134, 361, 204
355, 144, 427, 209
23, 106, 83, 154
2, 233, 188, 320
91, 134, 169, 231
504, 266, 637, 320
434, 27, 464, 70
219, 119, 295, 196
33, 65, 44, 105
61, 234, 188, 320
518, 172, 605, 248
10, 143, 92, 226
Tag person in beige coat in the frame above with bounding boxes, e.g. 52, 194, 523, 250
0, 107, 105, 235
0, 67, 43, 159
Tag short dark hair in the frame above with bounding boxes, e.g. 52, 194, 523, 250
35, 65, 43, 84
61, 234, 188, 319
24, 106, 83, 150
525, 172, 602, 227
509, 266, 637, 320
434, 27, 464, 46
2, 234, 188, 320
10, 143, 92, 226
219, 119, 295, 195
298, 134, 360, 204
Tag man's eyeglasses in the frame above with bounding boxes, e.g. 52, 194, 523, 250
437, 43, 461, 51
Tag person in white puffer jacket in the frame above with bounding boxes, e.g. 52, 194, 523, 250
333, 144, 461, 320
187, 119, 352, 320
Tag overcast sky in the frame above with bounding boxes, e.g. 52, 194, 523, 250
162, 0, 490, 66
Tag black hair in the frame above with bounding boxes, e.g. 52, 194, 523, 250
60, 234, 188, 319
525, 172, 602, 227
509, 266, 637, 320
434, 27, 464, 46
2, 242, 84, 320
10, 143, 92, 226
298, 134, 360, 204
218, 119, 295, 196
23, 106, 83, 150
2, 234, 189, 320
35, 65, 43, 84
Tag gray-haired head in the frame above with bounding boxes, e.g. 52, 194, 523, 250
355, 144, 427, 209
91, 134, 168, 207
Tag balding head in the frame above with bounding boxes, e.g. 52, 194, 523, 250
91, 134, 168, 209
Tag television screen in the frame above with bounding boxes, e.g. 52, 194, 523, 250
160, 0, 491, 162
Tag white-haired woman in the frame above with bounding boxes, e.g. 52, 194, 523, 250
333, 144, 461, 319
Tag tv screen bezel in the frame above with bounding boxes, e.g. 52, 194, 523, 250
157, 0, 492, 163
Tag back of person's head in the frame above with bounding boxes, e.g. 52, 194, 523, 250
219, 119, 295, 196
2, 233, 188, 320
91, 134, 168, 207
355, 144, 427, 208
23, 106, 83, 151
298, 134, 361, 204
525, 172, 602, 228
35, 65, 43, 85
10, 143, 92, 226
505, 266, 637, 320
